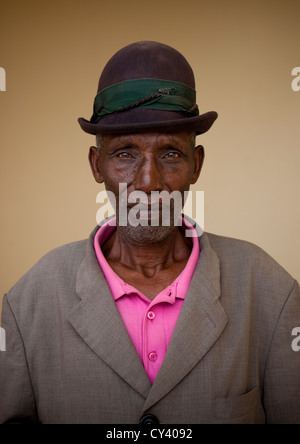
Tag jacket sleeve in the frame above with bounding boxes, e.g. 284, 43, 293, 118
263, 280, 300, 424
0, 295, 38, 424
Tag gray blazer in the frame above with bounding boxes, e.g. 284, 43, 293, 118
0, 227, 299, 424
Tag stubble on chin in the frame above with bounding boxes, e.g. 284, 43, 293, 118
117, 223, 177, 245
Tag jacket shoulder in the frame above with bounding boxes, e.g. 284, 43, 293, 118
205, 232, 296, 291
5, 238, 88, 305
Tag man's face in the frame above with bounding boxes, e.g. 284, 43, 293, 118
89, 131, 204, 243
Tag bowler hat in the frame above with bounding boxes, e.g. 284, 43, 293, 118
78, 41, 218, 135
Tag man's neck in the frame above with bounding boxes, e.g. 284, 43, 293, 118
102, 225, 192, 278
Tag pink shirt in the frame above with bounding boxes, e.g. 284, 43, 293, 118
94, 217, 200, 384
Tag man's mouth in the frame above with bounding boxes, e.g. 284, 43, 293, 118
125, 202, 177, 226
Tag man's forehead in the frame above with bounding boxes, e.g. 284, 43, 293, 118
101, 131, 195, 146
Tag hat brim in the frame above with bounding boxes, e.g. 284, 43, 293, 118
78, 108, 218, 136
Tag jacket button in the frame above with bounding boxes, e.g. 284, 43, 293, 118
139, 414, 160, 425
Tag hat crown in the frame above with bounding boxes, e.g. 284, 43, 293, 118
98, 41, 196, 93
78, 40, 218, 135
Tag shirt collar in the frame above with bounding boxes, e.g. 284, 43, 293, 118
94, 217, 200, 302
93, 218, 125, 300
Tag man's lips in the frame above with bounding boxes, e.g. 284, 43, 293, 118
126, 203, 170, 211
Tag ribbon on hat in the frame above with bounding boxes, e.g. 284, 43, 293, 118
90, 78, 199, 123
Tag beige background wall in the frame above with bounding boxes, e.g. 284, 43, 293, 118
1, 0, 299, 318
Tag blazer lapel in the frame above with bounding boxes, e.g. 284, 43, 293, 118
67, 230, 152, 400
67, 227, 227, 412
142, 233, 228, 413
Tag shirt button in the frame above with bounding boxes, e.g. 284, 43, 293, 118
147, 311, 156, 320
148, 352, 158, 362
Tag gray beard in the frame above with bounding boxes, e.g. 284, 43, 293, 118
115, 199, 182, 245
117, 223, 177, 245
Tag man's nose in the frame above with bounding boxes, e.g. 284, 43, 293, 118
134, 157, 163, 193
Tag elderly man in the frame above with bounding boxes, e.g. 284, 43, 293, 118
0, 41, 299, 425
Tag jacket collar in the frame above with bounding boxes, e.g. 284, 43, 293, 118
67, 224, 228, 410
68, 225, 152, 399
143, 231, 228, 413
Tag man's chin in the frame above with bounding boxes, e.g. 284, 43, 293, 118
118, 224, 177, 245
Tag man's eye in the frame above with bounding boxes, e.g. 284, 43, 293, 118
165, 152, 180, 159
117, 152, 132, 158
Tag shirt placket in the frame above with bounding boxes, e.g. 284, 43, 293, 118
142, 286, 177, 384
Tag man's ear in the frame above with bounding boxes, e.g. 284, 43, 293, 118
89, 146, 104, 184
191, 145, 205, 184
